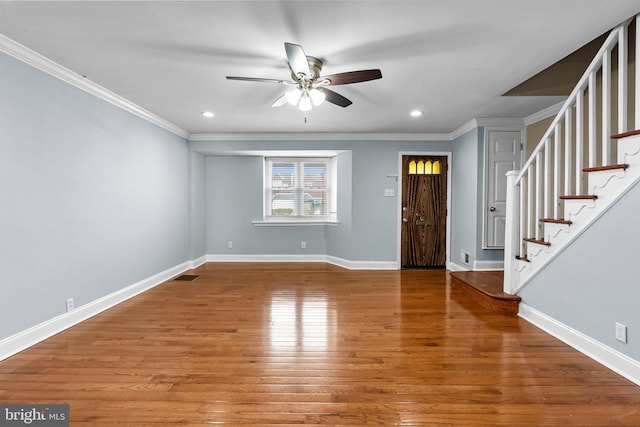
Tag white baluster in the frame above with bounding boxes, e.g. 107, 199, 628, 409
520, 174, 526, 255
536, 152, 542, 239
602, 48, 611, 166
619, 25, 628, 133
589, 72, 597, 167
576, 92, 584, 195
636, 15, 640, 129
554, 125, 561, 219
527, 166, 533, 239
564, 109, 572, 197
544, 138, 550, 220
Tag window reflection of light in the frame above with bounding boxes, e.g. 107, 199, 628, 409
270, 292, 297, 349
302, 297, 327, 349
269, 291, 328, 351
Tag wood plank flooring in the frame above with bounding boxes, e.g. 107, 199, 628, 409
1, 263, 639, 426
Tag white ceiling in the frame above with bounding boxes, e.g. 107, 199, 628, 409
1, 1, 639, 137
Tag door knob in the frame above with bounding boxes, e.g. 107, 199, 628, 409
403, 218, 408, 223
489, 207, 496, 212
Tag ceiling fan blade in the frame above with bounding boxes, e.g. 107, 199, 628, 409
322, 88, 352, 107
271, 94, 288, 107
322, 69, 382, 85
284, 42, 310, 78
226, 76, 288, 84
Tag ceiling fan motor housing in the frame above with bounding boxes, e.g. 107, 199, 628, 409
290, 56, 323, 82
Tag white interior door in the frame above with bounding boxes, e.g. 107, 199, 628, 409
485, 130, 522, 248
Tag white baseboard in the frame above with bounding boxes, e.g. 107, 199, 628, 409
447, 261, 470, 271
447, 261, 503, 272
519, 303, 640, 386
0, 260, 193, 362
206, 254, 328, 263
325, 255, 397, 270
189, 255, 208, 269
206, 254, 397, 270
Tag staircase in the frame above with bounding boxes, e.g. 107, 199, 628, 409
504, 15, 640, 295
508, 131, 640, 291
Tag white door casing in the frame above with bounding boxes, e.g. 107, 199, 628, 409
484, 130, 522, 248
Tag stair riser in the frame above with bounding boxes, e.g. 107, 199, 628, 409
617, 135, 640, 164
542, 222, 572, 248
587, 169, 627, 198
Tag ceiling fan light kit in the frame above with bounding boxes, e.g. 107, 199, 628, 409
227, 42, 382, 112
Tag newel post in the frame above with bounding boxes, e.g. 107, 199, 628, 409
503, 170, 520, 295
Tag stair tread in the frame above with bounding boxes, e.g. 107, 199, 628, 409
450, 271, 520, 316
583, 163, 629, 173
523, 237, 551, 246
611, 129, 640, 139
540, 218, 572, 225
560, 194, 598, 200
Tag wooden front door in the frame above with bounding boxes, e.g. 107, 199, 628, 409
401, 155, 447, 268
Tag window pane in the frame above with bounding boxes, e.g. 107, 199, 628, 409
409, 160, 417, 174
303, 162, 327, 217
270, 190, 297, 216
271, 162, 295, 189
425, 160, 433, 174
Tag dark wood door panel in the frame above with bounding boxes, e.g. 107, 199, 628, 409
401, 156, 447, 268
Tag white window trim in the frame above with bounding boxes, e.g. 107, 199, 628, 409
260, 156, 338, 225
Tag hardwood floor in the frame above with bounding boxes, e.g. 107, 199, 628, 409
1, 263, 639, 426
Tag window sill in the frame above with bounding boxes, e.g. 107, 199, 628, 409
252, 219, 339, 227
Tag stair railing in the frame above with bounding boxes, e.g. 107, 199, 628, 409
504, 15, 638, 295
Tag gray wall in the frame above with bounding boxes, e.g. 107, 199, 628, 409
450, 128, 480, 267
193, 137, 499, 265
449, 127, 505, 268
205, 155, 327, 255
189, 151, 206, 260
0, 51, 190, 340
518, 179, 640, 360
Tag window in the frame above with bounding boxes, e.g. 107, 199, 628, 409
264, 157, 336, 222
408, 159, 441, 175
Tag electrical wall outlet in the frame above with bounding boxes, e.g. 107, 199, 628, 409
65, 298, 74, 312
301, 241, 306, 249
227, 241, 233, 249
461, 251, 470, 265
615, 322, 628, 343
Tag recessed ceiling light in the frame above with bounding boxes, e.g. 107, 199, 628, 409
410, 110, 423, 117
202, 111, 214, 118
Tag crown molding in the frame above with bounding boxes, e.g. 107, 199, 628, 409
188, 118, 526, 143
475, 117, 526, 129
188, 132, 452, 142
0, 33, 189, 139
524, 101, 565, 125
448, 119, 480, 140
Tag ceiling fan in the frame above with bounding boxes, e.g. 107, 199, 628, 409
226, 42, 382, 111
